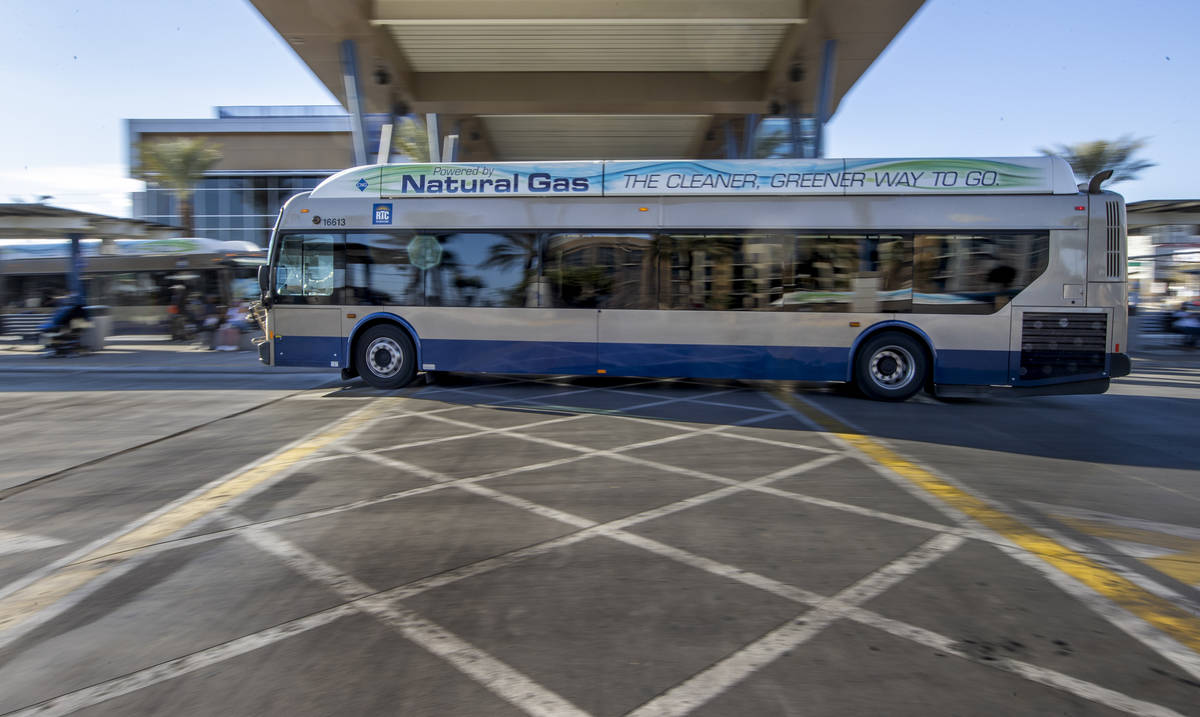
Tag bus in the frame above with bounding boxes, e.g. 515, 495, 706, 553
253, 157, 1129, 401
1, 237, 264, 332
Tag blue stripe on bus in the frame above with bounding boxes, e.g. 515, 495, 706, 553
598, 342, 849, 380
273, 336, 342, 367
934, 349, 1010, 385
273, 334, 1016, 385
422, 339, 597, 375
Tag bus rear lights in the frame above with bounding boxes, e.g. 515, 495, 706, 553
1115, 343, 1120, 352
1075, 206, 1086, 211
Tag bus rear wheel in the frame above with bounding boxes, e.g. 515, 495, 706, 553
355, 324, 417, 389
853, 332, 927, 402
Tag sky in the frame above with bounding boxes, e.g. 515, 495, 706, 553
0, 0, 1196, 217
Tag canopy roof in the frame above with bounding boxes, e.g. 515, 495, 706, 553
249, 0, 925, 160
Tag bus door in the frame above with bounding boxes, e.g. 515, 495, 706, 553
271, 233, 345, 368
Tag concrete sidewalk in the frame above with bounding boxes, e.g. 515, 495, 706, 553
0, 334, 334, 374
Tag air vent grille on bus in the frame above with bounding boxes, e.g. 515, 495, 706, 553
1020, 312, 1107, 380
1105, 200, 1122, 279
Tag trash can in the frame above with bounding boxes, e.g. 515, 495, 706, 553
81, 305, 112, 351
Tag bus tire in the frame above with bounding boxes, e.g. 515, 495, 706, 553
853, 332, 927, 402
355, 324, 417, 389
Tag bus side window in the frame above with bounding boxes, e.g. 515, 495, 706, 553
274, 234, 342, 304
276, 238, 305, 296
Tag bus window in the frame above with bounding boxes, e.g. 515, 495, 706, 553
772, 234, 912, 313
426, 232, 539, 308
274, 233, 341, 304
543, 233, 656, 309
913, 233, 1049, 314
344, 233, 422, 306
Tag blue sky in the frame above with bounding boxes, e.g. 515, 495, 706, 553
0, 0, 1196, 216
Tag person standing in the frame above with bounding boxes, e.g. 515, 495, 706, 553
1172, 304, 1200, 348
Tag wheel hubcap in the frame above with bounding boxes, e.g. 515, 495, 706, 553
869, 346, 916, 390
366, 337, 403, 378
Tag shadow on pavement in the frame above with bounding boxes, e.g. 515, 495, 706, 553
343, 369, 1200, 472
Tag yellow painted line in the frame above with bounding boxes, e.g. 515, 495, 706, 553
775, 390, 1200, 655
0, 401, 386, 636
1057, 516, 1200, 587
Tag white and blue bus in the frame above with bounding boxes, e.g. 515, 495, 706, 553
254, 157, 1129, 401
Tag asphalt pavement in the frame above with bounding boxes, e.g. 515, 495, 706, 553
0, 332, 1197, 716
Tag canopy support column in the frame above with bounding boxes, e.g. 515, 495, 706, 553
68, 232, 84, 304
340, 39, 368, 166
813, 39, 838, 158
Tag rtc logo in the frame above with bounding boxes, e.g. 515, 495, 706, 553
373, 203, 393, 225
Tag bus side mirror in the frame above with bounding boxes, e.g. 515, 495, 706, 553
257, 264, 270, 297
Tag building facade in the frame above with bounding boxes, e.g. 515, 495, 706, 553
127, 106, 354, 248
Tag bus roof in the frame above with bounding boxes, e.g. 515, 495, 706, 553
309, 157, 1080, 200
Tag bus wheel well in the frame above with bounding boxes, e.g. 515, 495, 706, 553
347, 317, 418, 379
850, 325, 934, 386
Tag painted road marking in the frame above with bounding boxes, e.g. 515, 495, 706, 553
9, 379, 1191, 717
8, 606, 361, 717
243, 528, 591, 717
773, 388, 1200, 678
0, 530, 67, 557
627, 533, 966, 717
1038, 503, 1200, 589
0, 398, 388, 648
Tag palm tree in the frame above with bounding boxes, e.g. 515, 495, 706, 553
481, 233, 539, 307
1038, 135, 1155, 185
754, 126, 791, 158
481, 234, 539, 275
392, 117, 430, 161
135, 138, 222, 234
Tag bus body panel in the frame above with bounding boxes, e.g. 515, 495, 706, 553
271, 305, 342, 367
381, 307, 597, 375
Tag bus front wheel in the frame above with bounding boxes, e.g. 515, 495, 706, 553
355, 324, 417, 389
853, 332, 927, 402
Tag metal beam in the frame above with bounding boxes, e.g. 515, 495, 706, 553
372, 0, 807, 22
426, 113, 441, 162
724, 120, 739, 159
411, 72, 767, 115
373, 18, 805, 26
741, 114, 760, 159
